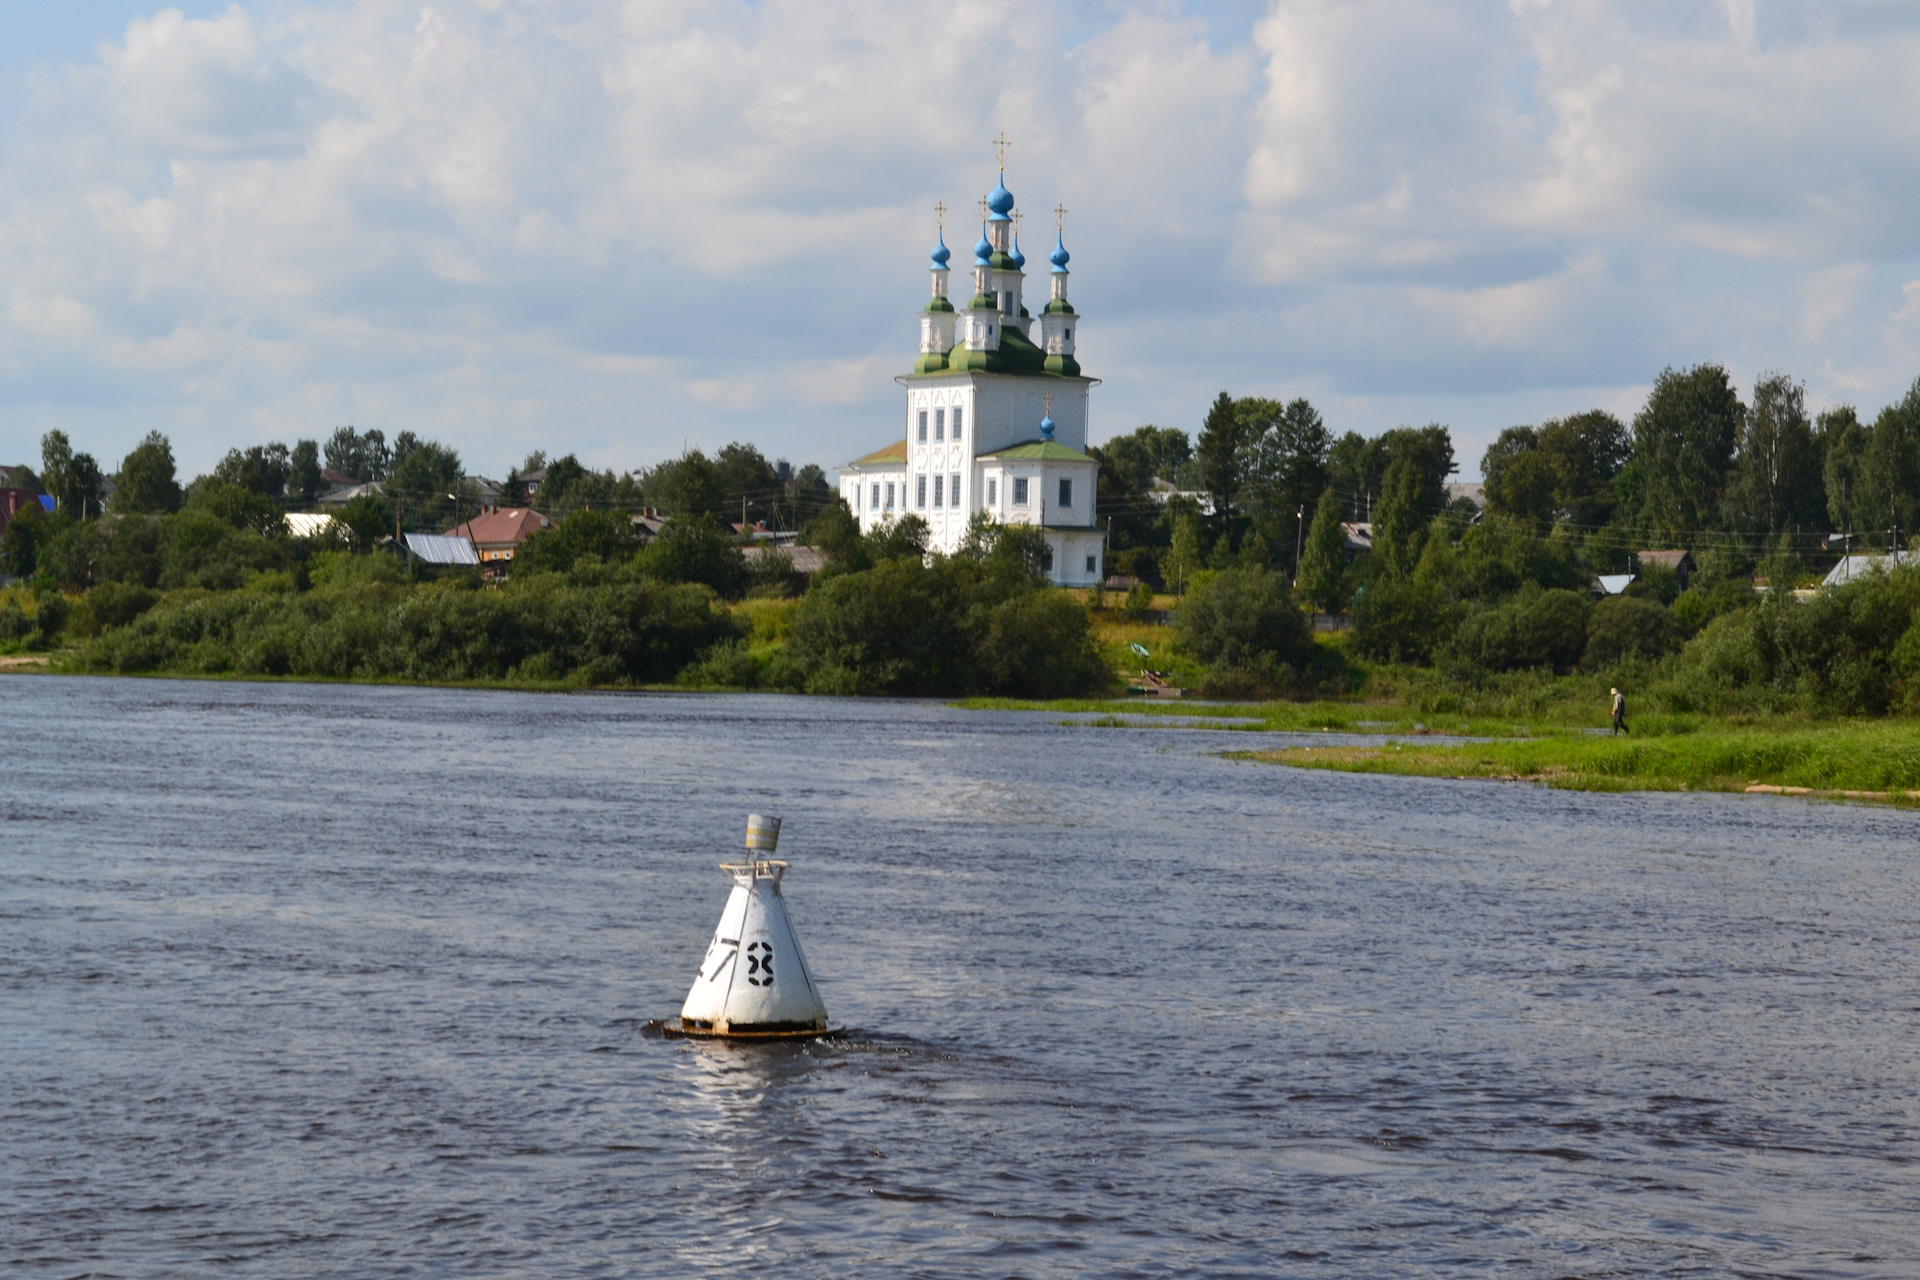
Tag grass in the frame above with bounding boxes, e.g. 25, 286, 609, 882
1235, 722, 1920, 801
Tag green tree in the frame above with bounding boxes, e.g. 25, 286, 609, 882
386, 438, 464, 530
324, 426, 389, 481
40, 431, 71, 506
1244, 397, 1332, 560
515, 508, 641, 574
1620, 363, 1744, 540
1855, 378, 1920, 546
212, 443, 292, 498
1371, 455, 1428, 577
288, 440, 322, 505
1481, 410, 1629, 531
112, 431, 183, 514
1296, 489, 1348, 612
1177, 565, 1313, 671
1194, 391, 1249, 532
1819, 405, 1867, 537
1725, 373, 1823, 536
1165, 510, 1203, 594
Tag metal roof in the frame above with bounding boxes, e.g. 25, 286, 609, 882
1823, 552, 1911, 588
404, 533, 479, 565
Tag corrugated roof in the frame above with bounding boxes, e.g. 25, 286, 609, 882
405, 533, 480, 565
848, 440, 908, 466
977, 438, 1094, 462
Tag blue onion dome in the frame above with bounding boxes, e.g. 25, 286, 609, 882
930, 230, 950, 268
1040, 411, 1056, 439
973, 226, 992, 265
1010, 235, 1026, 270
1049, 233, 1070, 272
987, 172, 1014, 219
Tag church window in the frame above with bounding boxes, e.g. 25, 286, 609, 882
1065, 328, 1072, 340
1058, 478, 1073, 507
986, 478, 996, 505
1002, 291, 1012, 313
916, 475, 927, 508
870, 483, 880, 511
950, 473, 960, 508
917, 410, 927, 442
1013, 477, 1029, 505
933, 474, 944, 507
952, 407, 963, 440
935, 408, 945, 441
1086, 555, 1097, 574
885, 482, 895, 510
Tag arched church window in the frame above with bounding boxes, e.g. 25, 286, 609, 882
952, 408, 963, 440
917, 410, 928, 443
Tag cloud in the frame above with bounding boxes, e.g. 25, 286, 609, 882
0, 0, 1917, 481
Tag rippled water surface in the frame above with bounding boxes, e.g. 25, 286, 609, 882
4, 676, 1919, 1277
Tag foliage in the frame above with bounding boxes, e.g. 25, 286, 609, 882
783, 535, 1106, 697
385, 433, 464, 530
632, 517, 747, 597
1724, 373, 1824, 535
1444, 588, 1592, 675
325, 427, 390, 482
112, 431, 183, 514
1296, 489, 1348, 612
1619, 363, 1744, 540
514, 508, 642, 575
76, 572, 741, 685
1582, 595, 1679, 671
1481, 410, 1630, 530
1176, 565, 1313, 675
1371, 456, 1429, 578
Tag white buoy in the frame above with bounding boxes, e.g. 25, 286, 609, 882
670, 814, 829, 1040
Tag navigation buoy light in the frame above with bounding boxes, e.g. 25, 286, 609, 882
670, 814, 829, 1040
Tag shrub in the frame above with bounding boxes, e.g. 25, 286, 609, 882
1447, 588, 1592, 674
1351, 577, 1451, 664
1177, 566, 1312, 670
1582, 595, 1678, 671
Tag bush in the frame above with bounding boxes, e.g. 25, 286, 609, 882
1177, 566, 1312, 670
1351, 577, 1451, 664
1446, 588, 1592, 674
1583, 595, 1678, 670
783, 551, 1106, 697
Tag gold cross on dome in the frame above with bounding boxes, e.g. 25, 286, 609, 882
934, 201, 946, 232
979, 195, 990, 221
1054, 203, 1067, 232
1013, 210, 1022, 237
993, 130, 1011, 171
1045, 390, 1053, 414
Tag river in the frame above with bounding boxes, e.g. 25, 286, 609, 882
3, 676, 1917, 1277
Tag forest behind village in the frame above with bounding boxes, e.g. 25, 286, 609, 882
5, 361, 1920, 720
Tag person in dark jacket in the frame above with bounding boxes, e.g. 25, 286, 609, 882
1610, 687, 1628, 735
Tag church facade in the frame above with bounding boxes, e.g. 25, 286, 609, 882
837, 168, 1104, 586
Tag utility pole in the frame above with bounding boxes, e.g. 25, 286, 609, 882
1294, 505, 1304, 588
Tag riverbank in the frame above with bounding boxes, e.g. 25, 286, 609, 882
1236, 722, 1920, 802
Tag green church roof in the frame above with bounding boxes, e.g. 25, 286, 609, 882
978, 438, 1096, 462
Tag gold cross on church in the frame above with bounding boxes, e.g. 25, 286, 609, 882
934, 201, 946, 232
1054, 203, 1067, 232
992, 130, 1011, 170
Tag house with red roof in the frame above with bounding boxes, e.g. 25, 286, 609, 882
445, 507, 552, 576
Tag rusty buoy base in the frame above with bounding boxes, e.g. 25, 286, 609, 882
660, 1017, 829, 1041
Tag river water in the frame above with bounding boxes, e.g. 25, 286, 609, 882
3, 677, 1918, 1277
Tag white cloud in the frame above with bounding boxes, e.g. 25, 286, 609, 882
0, 0, 1917, 482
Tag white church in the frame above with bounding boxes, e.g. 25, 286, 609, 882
837, 166, 1104, 586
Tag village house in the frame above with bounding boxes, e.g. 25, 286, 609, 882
445, 507, 552, 576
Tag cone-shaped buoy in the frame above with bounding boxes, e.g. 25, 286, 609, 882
667, 814, 829, 1040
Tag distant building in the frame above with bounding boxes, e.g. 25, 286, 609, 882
1823, 552, 1913, 588
318, 480, 385, 509
1341, 522, 1374, 559
0, 487, 41, 535
404, 533, 481, 567
445, 507, 552, 575
1635, 549, 1694, 589
285, 513, 339, 539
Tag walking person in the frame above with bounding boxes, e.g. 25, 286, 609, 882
1610, 686, 1628, 735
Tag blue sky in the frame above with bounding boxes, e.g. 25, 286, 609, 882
2, 0, 1919, 483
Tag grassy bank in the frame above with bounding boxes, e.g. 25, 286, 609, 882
1235, 722, 1920, 800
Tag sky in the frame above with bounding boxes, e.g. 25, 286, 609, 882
1, 0, 1918, 483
